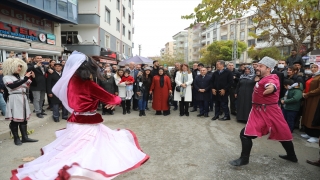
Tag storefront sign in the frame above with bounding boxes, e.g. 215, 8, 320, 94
0, 4, 52, 28
0, 21, 56, 45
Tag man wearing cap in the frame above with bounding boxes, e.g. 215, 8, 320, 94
229, 56, 298, 166
46, 63, 68, 122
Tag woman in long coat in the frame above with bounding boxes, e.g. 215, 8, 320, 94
114, 69, 131, 115
99, 67, 118, 115
150, 68, 172, 116
302, 64, 320, 139
235, 66, 257, 122
174, 64, 193, 116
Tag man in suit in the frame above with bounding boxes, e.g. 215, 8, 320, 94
211, 60, 233, 121
47, 63, 68, 122
194, 68, 211, 117
28, 56, 51, 118
128, 62, 139, 111
191, 63, 204, 112
227, 62, 240, 115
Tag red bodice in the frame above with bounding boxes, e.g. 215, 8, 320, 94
67, 75, 121, 124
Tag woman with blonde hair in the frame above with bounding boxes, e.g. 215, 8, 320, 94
174, 64, 193, 116
2, 58, 37, 145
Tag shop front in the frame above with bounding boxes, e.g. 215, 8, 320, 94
0, 4, 63, 62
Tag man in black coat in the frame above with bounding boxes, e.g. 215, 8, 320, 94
271, 68, 284, 100
227, 62, 240, 115
46, 63, 67, 122
286, 49, 304, 67
194, 68, 211, 117
191, 63, 204, 112
28, 56, 50, 118
211, 60, 233, 121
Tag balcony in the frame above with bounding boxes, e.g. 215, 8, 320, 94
192, 43, 201, 48
193, 35, 200, 41
201, 39, 206, 44
201, 31, 206, 36
193, 51, 199, 55
64, 44, 101, 56
78, 14, 100, 26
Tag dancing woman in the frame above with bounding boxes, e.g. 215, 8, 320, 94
11, 51, 149, 180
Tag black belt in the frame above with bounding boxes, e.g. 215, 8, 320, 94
10, 92, 26, 95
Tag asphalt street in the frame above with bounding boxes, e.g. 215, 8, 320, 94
0, 108, 319, 180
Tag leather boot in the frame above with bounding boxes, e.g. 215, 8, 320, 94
9, 123, 22, 146
142, 110, 146, 116
139, 110, 143, 116
229, 135, 252, 166
19, 124, 38, 143
121, 101, 126, 115
279, 141, 298, 162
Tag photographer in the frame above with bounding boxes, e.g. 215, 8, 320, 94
28, 56, 48, 118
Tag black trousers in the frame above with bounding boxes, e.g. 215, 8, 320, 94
121, 100, 131, 111
229, 87, 236, 113
215, 99, 230, 117
179, 97, 189, 115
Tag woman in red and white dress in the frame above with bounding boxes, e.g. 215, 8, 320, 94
11, 51, 149, 180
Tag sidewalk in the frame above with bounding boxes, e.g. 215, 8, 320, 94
0, 103, 54, 136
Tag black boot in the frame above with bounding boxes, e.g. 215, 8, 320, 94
142, 110, 146, 116
139, 110, 143, 116
121, 101, 126, 115
229, 135, 252, 166
9, 123, 22, 146
279, 141, 298, 163
155, 111, 162, 115
19, 124, 38, 143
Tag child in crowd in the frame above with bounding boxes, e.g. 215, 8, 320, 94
281, 79, 303, 132
120, 70, 135, 99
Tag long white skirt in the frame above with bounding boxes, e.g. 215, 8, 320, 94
11, 123, 149, 180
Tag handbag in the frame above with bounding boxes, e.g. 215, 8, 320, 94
175, 86, 181, 92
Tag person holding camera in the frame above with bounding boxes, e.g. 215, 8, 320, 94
28, 56, 49, 118
3, 58, 38, 145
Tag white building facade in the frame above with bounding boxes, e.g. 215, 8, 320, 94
62, 0, 134, 60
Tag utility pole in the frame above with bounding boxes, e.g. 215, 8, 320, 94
138, 44, 141, 56
232, 19, 238, 65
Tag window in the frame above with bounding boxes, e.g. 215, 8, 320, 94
240, 32, 245, 40
122, 45, 125, 54
116, 18, 120, 31
213, 29, 216, 35
247, 39, 255, 47
117, 0, 120, 10
221, 35, 227, 40
129, 0, 132, 8
230, 24, 235, 32
105, 35, 110, 48
207, 33, 210, 38
128, 47, 131, 56
123, 6, 125, 18
116, 41, 120, 52
44, 0, 57, 14
128, 14, 131, 24
230, 34, 234, 40
122, 25, 126, 36
240, 21, 245, 29
57, 0, 68, 19
105, 7, 110, 24
128, 30, 131, 40
61, 31, 79, 44
207, 41, 210, 45
248, 17, 254, 25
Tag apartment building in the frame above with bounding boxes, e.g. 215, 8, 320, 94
184, 23, 204, 63
62, 0, 133, 60
164, 41, 175, 56
172, 31, 188, 62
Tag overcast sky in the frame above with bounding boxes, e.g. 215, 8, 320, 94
132, 0, 201, 57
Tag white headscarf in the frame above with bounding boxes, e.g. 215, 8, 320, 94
52, 51, 87, 113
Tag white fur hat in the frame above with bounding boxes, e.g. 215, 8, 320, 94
259, 56, 277, 68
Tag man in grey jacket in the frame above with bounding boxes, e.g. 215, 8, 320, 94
286, 49, 304, 67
